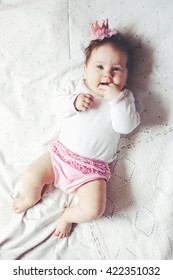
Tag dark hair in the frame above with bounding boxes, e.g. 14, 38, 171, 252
84, 33, 132, 70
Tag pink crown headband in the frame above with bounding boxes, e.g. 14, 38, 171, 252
90, 19, 117, 41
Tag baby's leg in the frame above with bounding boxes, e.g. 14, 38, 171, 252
13, 151, 54, 213
55, 179, 107, 238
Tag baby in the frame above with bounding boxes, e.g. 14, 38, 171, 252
13, 19, 140, 238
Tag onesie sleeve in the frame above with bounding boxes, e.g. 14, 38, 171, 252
51, 81, 79, 118
109, 89, 140, 134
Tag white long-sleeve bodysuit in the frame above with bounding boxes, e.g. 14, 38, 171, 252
51, 79, 140, 163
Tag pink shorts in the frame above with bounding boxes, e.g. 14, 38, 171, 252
50, 141, 111, 194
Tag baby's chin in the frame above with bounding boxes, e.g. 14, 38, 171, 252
96, 87, 104, 97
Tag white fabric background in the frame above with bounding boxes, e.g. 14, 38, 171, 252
0, 0, 173, 259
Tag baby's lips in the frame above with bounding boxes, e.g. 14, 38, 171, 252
98, 83, 109, 90
98, 85, 103, 91
100, 82, 109, 86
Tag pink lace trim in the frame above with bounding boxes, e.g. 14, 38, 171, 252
50, 141, 111, 181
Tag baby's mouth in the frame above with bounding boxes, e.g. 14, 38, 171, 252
100, 82, 109, 85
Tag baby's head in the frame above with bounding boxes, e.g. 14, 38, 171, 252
84, 30, 132, 95
85, 34, 132, 69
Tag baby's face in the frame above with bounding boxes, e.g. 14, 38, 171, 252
84, 43, 128, 96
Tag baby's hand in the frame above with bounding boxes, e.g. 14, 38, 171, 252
98, 83, 121, 102
74, 93, 94, 112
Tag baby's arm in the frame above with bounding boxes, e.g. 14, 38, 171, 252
98, 83, 140, 133
51, 81, 79, 118
51, 81, 94, 117
108, 89, 140, 134
109, 89, 140, 134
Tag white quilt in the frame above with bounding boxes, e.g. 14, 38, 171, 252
0, 0, 173, 260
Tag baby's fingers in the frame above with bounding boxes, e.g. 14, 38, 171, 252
81, 99, 92, 111
84, 94, 94, 102
74, 93, 94, 111
81, 94, 94, 110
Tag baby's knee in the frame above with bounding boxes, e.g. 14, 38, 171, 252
22, 167, 42, 202
22, 165, 40, 187
82, 203, 106, 221
22, 166, 33, 183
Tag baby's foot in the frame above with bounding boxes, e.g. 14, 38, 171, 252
54, 218, 72, 238
13, 196, 36, 213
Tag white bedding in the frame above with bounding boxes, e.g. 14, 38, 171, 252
0, 0, 173, 260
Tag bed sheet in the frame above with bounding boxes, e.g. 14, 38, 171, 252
0, 0, 173, 260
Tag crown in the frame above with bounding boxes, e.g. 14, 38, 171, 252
90, 19, 117, 41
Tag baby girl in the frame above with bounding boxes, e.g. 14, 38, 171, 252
13, 19, 140, 238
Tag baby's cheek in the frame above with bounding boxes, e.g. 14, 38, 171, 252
114, 75, 122, 83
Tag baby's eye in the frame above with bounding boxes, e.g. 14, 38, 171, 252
97, 65, 104, 70
113, 66, 121, 72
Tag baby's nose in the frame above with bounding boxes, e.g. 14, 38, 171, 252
104, 71, 112, 82
104, 70, 112, 78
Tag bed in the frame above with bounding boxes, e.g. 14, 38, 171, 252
0, 0, 173, 260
